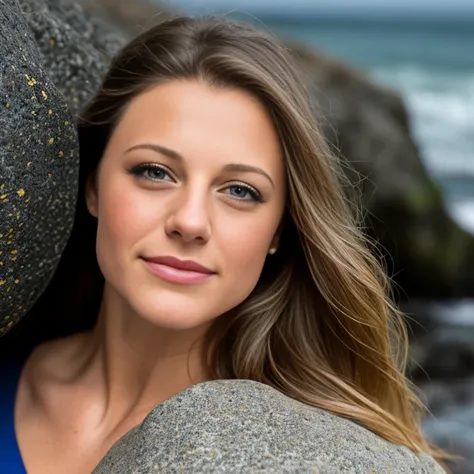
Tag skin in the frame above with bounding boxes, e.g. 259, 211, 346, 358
14, 80, 286, 473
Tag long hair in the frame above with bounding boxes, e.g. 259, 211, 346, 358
16, 16, 447, 464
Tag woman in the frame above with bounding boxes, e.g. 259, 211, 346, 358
1, 16, 448, 473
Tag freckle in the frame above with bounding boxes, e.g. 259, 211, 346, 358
0, 280, 6, 286
14, 280, 19, 284
50, 38, 55, 48
31, 111, 36, 115
48, 173, 52, 178
48, 109, 52, 115
8, 228, 13, 234
11, 257, 17, 261
41, 91, 48, 100
0, 194, 7, 199
48, 137, 54, 145
11, 250, 18, 255
7, 241, 12, 245
27, 162, 32, 167
5, 103, 10, 109
58, 151, 64, 158
64, 121, 69, 126
0, 262, 3, 267
17, 188, 25, 197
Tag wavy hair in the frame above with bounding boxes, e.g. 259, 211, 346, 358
21, 16, 447, 465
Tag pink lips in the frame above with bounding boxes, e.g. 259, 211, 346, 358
141, 256, 215, 284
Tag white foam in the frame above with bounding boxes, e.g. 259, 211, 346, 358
371, 65, 474, 176
449, 200, 474, 234
431, 299, 474, 325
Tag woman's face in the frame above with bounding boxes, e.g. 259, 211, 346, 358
86, 80, 286, 330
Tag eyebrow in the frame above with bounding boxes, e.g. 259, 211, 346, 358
126, 143, 275, 188
126, 144, 182, 161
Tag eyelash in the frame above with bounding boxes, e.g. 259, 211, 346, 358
128, 163, 264, 203
129, 163, 175, 182
224, 181, 264, 203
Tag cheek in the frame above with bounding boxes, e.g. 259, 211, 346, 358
220, 213, 277, 282
95, 182, 156, 268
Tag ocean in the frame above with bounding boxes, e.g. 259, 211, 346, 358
253, 16, 474, 234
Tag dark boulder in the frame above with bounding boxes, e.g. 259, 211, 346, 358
0, 0, 79, 334
288, 42, 474, 298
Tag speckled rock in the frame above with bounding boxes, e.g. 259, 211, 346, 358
18, 0, 125, 116
0, 0, 128, 334
0, 0, 79, 334
93, 380, 444, 473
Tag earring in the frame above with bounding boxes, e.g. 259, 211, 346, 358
268, 248, 277, 255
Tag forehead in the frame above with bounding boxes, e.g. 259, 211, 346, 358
106, 80, 284, 177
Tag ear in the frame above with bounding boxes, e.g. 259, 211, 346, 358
269, 219, 284, 252
85, 173, 98, 218
269, 234, 280, 252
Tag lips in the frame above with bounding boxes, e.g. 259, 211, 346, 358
141, 255, 215, 284
143, 256, 214, 274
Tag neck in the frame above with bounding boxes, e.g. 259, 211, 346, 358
82, 284, 212, 427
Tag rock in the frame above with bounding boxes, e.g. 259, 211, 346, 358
287, 41, 474, 298
93, 380, 443, 473
17, 0, 126, 116
0, 0, 144, 334
78, 0, 173, 38
0, 0, 79, 334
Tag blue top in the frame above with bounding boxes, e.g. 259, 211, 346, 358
0, 354, 28, 473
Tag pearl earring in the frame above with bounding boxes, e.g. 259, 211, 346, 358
268, 248, 277, 255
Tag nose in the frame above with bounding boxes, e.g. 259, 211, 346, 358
164, 186, 211, 244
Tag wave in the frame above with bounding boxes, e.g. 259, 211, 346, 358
449, 200, 474, 234
371, 64, 474, 177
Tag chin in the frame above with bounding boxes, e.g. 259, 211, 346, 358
131, 293, 219, 331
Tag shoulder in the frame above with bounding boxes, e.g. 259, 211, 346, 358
19, 332, 92, 401
94, 379, 445, 473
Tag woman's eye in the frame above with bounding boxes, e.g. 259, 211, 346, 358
224, 184, 263, 203
129, 164, 174, 182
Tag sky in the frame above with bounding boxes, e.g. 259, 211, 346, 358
167, 0, 474, 17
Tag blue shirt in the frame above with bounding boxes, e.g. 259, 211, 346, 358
0, 354, 28, 473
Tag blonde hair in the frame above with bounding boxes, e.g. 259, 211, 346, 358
72, 15, 448, 464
